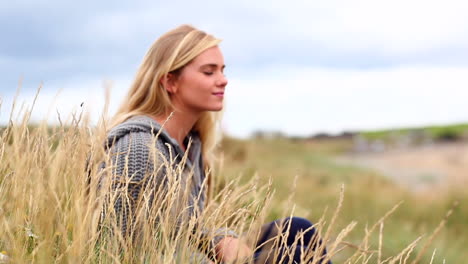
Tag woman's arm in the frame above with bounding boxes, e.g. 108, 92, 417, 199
104, 131, 157, 237
105, 131, 250, 261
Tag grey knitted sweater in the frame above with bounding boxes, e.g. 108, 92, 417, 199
101, 115, 236, 262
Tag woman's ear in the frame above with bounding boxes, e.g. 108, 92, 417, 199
160, 73, 178, 94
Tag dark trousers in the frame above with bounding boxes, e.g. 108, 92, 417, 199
252, 217, 332, 264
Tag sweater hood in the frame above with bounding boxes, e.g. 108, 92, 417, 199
105, 115, 194, 154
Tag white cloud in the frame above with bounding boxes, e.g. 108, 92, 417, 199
261, 0, 468, 54
224, 65, 468, 137
2, 65, 467, 138
65, 0, 468, 61
0, 77, 131, 125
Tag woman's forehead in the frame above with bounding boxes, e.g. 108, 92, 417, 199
191, 46, 224, 66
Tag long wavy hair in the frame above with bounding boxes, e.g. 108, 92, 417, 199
109, 24, 223, 167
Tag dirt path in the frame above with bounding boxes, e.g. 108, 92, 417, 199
336, 142, 468, 193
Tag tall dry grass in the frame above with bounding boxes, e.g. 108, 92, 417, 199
0, 95, 451, 263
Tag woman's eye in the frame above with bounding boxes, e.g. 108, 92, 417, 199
203, 72, 213, 75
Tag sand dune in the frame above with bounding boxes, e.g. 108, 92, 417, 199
337, 142, 468, 193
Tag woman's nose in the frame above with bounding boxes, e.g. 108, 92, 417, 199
217, 74, 228, 87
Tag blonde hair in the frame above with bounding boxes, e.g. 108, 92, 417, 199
109, 24, 223, 167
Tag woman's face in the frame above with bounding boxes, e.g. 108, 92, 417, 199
168, 46, 227, 114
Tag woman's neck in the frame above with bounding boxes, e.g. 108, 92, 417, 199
153, 110, 201, 152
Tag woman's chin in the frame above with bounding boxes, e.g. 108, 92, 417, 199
206, 105, 223, 112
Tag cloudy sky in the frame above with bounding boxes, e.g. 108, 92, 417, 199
1, 0, 467, 138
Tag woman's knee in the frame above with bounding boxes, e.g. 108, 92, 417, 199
281, 217, 314, 230
276, 217, 317, 246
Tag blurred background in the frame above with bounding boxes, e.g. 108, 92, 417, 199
1, 0, 468, 137
1, 0, 467, 262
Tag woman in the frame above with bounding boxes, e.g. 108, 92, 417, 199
101, 24, 330, 264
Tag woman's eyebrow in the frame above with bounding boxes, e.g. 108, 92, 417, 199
200, 64, 226, 70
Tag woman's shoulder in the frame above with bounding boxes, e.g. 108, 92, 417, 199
105, 115, 166, 150
109, 115, 161, 134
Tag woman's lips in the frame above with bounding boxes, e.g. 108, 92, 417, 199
213, 92, 224, 97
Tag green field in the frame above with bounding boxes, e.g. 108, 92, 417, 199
0, 119, 466, 263
220, 136, 467, 263
360, 123, 468, 142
